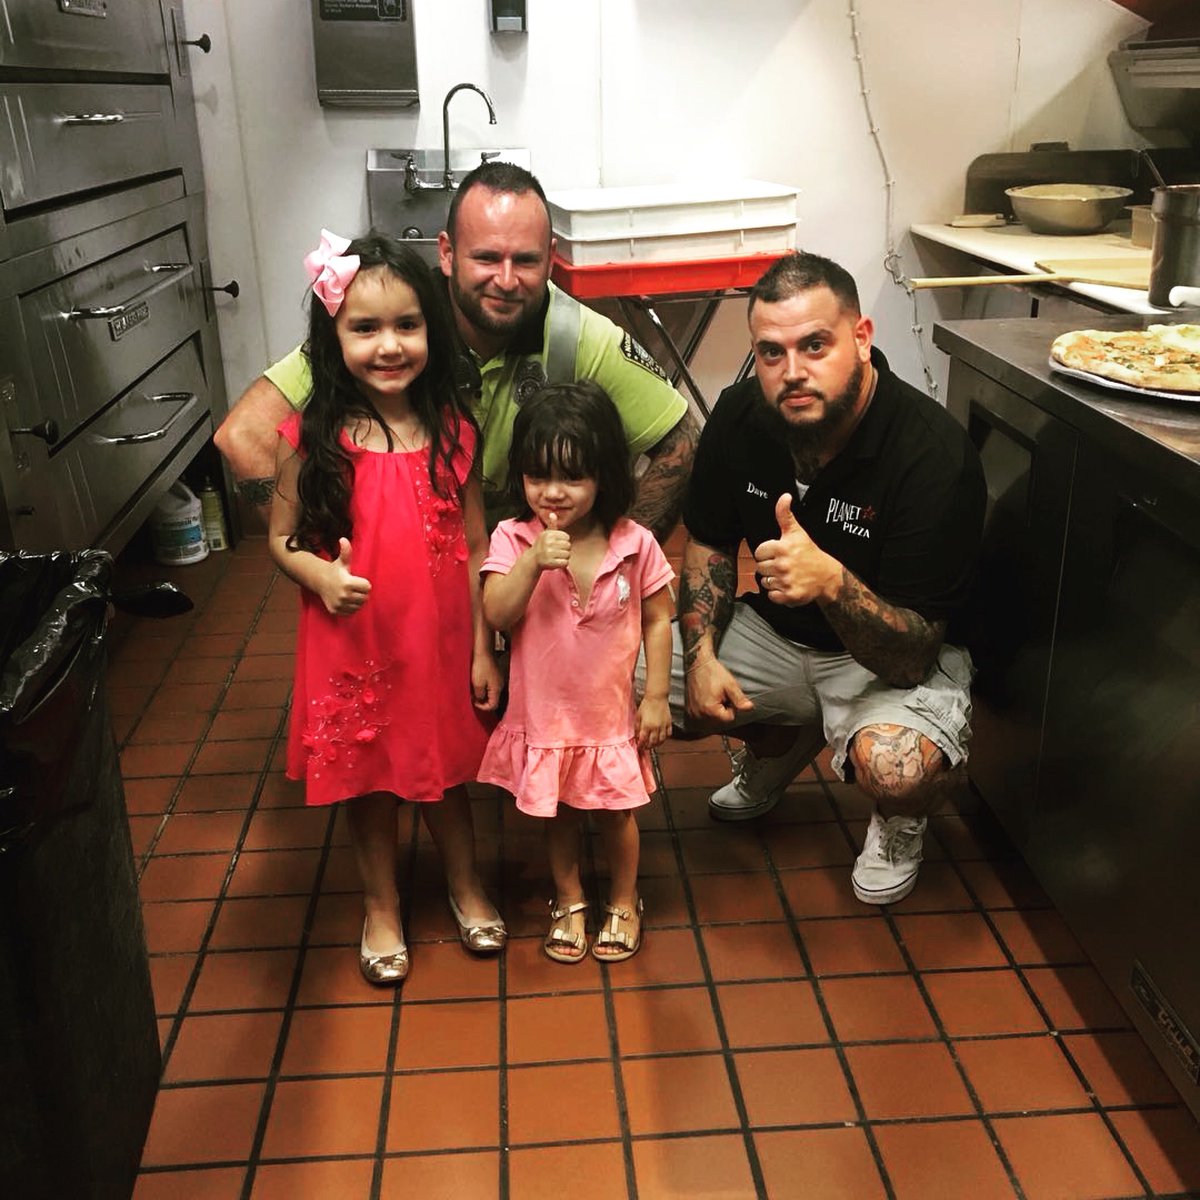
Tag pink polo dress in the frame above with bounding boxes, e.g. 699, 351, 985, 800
478, 516, 674, 817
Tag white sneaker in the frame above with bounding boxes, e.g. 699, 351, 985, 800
708, 737, 813, 822
852, 811, 927, 904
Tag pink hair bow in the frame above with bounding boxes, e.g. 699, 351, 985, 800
304, 229, 360, 316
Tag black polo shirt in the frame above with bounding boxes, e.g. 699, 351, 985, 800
683, 348, 985, 652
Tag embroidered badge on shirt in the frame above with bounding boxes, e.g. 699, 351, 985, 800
514, 359, 548, 405
617, 574, 631, 606
620, 332, 667, 380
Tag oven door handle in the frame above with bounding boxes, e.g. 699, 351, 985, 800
63, 263, 196, 321
60, 113, 127, 126
90, 392, 198, 446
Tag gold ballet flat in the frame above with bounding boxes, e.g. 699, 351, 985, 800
359, 920, 409, 986
448, 894, 507, 954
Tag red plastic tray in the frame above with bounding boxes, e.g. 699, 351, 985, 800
550, 252, 788, 299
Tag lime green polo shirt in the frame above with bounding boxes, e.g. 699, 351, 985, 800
265, 282, 687, 526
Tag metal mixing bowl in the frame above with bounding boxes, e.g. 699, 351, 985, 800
1005, 183, 1135, 235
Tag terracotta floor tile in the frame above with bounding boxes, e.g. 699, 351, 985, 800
256, 771, 307, 809
379, 1151, 499, 1200
763, 821, 856, 869
677, 827, 769, 874
605, 927, 705, 988
632, 1133, 757, 1199
190, 738, 274, 775
1062, 1030, 1183, 1106
394, 940, 500, 1002
189, 948, 299, 1012
152, 682, 224, 715
149, 953, 198, 1016
885, 860, 976, 913
612, 985, 722, 1055
179, 633, 245, 658
780, 866, 871, 918
799, 916, 905, 976
845, 1042, 974, 1119
717, 980, 829, 1048
930, 811, 1016, 861
241, 807, 332, 851
638, 871, 691, 927
657, 748, 734, 788
207, 895, 310, 949
690, 871, 786, 923
957, 858, 1050, 909
957, 1034, 1091, 1113
224, 678, 290, 709
175, 772, 259, 812
386, 1068, 500, 1151
250, 1158, 375, 1200
820, 974, 939, 1042
507, 1143, 627, 1200
990, 909, 1086, 966
294, 945, 393, 1006
225, 848, 322, 897
133, 1167, 246, 1199
506, 992, 611, 1064
393, 999, 500, 1070
128, 814, 162, 857
507, 1060, 622, 1144
154, 810, 246, 855
163, 1009, 283, 1082
1023, 965, 1130, 1032
130, 711, 210, 745
208, 707, 282, 741
279, 1003, 393, 1075
124, 777, 178, 815
700, 921, 807, 982
140, 1082, 265, 1166
504, 933, 605, 996
246, 630, 296, 657
233, 653, 293, 682
1109, 1107, 1200, 1197
163, 657, 230, 686
142, 900, 215, 954
260, 1075, 384, 1158
755, 1127, 887, 1200
735, 1047, 857, 1127
607, 828, 677, 877
924, 969, 1048, 1037
893, 912, 1008, 971
622, 1053, 740, 1135
308, 891, 364, 946
873, 1119, 1017, 1200
109, 681, 155, 717
666, 786, 730, 828
121, 742, 196, 779
995, 1112, 1143, 1200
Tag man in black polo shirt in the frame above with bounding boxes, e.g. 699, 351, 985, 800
675, 250, 985, 904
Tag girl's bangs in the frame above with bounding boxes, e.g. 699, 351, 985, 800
522, 430, 593, 480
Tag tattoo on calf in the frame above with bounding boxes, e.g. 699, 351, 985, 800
236, 477, 276, 507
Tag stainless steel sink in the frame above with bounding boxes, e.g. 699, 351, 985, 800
366, 148, 531, 264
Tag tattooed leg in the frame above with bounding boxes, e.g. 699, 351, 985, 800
848, 723, 967, 819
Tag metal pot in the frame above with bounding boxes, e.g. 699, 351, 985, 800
1005, 183, 1134, 235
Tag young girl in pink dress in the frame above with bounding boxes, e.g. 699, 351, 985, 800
269, 230, 506, 986
479, 381, 674, 963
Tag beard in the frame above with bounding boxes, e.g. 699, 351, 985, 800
447, 269, 539, 338
762, 358, 865, 480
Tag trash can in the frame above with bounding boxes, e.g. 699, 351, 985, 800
0, 551, 160, 1200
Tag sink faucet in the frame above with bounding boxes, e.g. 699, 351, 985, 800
442, 82, 497, 191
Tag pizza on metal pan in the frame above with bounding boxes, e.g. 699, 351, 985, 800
1050, 324, 1200, 394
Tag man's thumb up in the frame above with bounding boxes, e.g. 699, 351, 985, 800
337, 537, 353, 568
775, 494, 800, 535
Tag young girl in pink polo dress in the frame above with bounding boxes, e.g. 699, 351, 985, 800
479, 382, 674, 964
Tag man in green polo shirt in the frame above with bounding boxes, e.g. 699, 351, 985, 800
215, 162, 697, 537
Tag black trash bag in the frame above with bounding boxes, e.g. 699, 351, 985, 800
0, 551, 112, 854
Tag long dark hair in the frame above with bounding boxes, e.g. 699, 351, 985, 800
506, 381, 634, 534
288, 232, 474, 557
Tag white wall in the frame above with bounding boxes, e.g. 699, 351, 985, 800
183, 0, 1148, 411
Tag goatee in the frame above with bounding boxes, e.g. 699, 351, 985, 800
762, 358, 865, 483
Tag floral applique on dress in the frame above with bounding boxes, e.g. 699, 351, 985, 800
411, 458, 467, 576
302, 660, 392, 780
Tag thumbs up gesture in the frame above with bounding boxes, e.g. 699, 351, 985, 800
533, 509, 571, 572
753, 494, 841, 606
320, 536, 372, 615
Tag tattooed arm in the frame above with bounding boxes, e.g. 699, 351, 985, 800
629, 412, 699, 543
755, 494, 943, 688
679, 534, 754, 726
213, 375, 296, 528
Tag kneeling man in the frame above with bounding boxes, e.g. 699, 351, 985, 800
673, 251, 985, 904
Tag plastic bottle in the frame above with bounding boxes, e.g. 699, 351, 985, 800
198, 479, 229, 552
149, 482, 208, 566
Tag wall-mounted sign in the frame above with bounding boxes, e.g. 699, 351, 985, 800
319, 0, 407, 21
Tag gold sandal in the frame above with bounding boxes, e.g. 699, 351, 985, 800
592, 898, 643, 963
544, 900, 588, 964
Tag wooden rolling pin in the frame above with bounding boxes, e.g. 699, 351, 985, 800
909, 272, 1085, 289
911, 258, 1150, 291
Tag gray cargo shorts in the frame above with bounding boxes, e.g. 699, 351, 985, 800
639, 601, 974, 781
